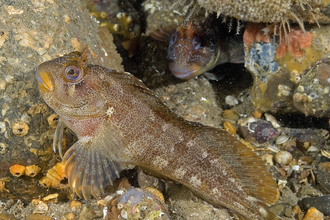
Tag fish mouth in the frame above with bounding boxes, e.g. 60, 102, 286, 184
36, 69, 54, 93
169, 62, 201, 80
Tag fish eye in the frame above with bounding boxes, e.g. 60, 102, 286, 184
192, 35, 201, 50
64, 65, 84, 82
170, 32, 177, 45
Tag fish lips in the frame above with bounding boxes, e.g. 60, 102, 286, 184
169, 62, 201, 80
36, 68, 55, 93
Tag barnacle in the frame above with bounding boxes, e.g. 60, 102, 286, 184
0, 177, 10, 193
47, 113, 59, 127
39, 162, 67, 188
0, 142, 7, 154
25, 165, 41, 177
12, 121, 29, 137
39, 176, 52, 187
9, 164, 26, 177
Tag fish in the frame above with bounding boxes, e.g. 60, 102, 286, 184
167, 19, 245, 80
36, 51, 281, 219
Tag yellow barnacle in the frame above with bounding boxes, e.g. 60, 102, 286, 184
47, 114, 59, 127
12, 121, 29, 137
0, 177, 10, 193
39, 176, 52, 187
40, 162, 67, 189
100, 11, 107, 19
25, 165, 41, 177
9, 164, 26, 177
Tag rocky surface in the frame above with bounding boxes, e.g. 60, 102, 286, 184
1, 0, 330, 220
0, 0, 122, 201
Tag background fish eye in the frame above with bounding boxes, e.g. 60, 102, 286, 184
192, 35, 201, 49
170, 32, 177, 44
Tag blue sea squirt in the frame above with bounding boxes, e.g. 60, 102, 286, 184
36, 51, 280, 219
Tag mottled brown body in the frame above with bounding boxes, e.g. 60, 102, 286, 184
36, 52, 280, 219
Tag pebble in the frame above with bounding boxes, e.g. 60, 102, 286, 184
225, 95, 239, 106
292, 205, 304, 220
252, 110, 262, 119
32, 200, 48, 214
299, 184, 323, 198
275, 135, 290, 145
317, 162, 330, 192
274, 151, 292, 165
261, 153, 274, 166
284, 206, 294, 218
78, 205, 103, 220
0, 213, 17, 220
302, 207, 324, 220
26, 214, 52, 220
269, 203, 285, 216
239, 119, 279, 144
63, 212, 75, 220
223, 121, 236, 135
280, 187, 298, 207
69, 200, 82, 210
222, 109, 240, 121
301, 195, 330, 216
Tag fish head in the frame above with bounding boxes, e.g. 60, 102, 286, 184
36, 51, 107, 119
167, 22, 220, 80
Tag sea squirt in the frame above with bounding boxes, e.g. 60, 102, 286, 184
36, 51, 281, 219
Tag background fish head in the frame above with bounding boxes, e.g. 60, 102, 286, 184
167, 22, 219, 80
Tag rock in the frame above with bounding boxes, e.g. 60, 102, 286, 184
166, 184, 232, 220
269, 203, 285, 217
244, 23, 330, 116
0, 213, 17, 220
197, 0, 330, 24
0, 0, 122, 201
299, 184, 323, 198
274, 151, 293, 166
302, 207, 324, 220
78, 205, 103, 220
280, 186, 299, 207
317, 162, 330, 193
105, 187, 170, 220
154, 77, 223, 128
26, 214, 52, 220
301, 195, 330, 216
239, 118, 279, 144
222, 109, 240, 121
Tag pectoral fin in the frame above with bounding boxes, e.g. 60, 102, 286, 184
53, 118, 65, 158
62, 137, 124, 199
